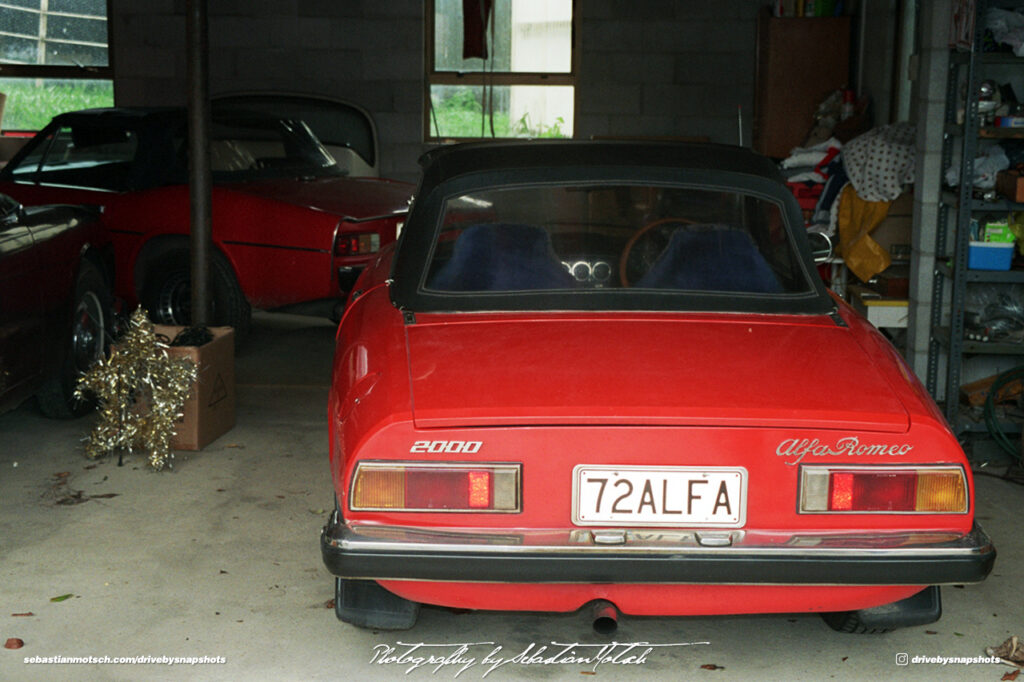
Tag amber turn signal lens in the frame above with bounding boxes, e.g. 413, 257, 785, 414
915, 470, 967, 512
800, 466, 967, 513
350, 462, 520, 512
352, 466, 405, 509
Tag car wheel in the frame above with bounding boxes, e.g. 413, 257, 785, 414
37, 259, 111, 418
334, 578, 420, 630
141, 252, 251, 343
821, 586, 941, 634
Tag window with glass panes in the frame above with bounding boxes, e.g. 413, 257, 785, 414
426, 0, 575, 140
0, 0, 113, 131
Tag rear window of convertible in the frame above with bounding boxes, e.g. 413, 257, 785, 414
423, 183, 813, 296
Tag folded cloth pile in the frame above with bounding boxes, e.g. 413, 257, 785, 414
786, 123, 915, 235
780, 137, 842, 184
828, 123, 917, 283
780, 137, 843, 227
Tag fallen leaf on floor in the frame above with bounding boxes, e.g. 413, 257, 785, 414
700, 664, 723, 670
55, 489, 87, 505
11, 612, 33, 617
90, 493, 119, 499
225, 444, 245, 449
84, 464, 97, 470
49, 594, 73, 603
954, 632, 964, 637
1002, 670, 1020, 681
841, 657, 848, 662
581, 672, 596, 676
219, 570, 228, 575
988, 635, 1024, 667
54, 472, 70, 479
925, 630, 938, 635
276, 495, 285, 499
325, 599, 335, 609
4, 638, 23, 649
309, 508, 324, 515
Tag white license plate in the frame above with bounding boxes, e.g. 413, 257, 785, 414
573, 466, 747, 527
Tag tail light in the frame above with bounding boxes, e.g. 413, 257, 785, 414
334, 232, 380, 257
350, 462, 520, 512
800, 466, 968, 513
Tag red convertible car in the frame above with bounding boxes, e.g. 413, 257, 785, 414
321, 141, 995, 633
0, 105, 412, 340
0, 192, 111, 417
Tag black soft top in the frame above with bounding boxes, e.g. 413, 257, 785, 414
390, 140, 834, 317
387, 140, 835, 315
416, 140, 788, 199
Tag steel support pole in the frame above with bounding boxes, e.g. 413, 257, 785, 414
186, 0, 211, 326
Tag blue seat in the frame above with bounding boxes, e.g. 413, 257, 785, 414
635, 227, 783, 293
428, 223, 575, 292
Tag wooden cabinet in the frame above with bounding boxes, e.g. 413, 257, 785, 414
753, 8, 851, 158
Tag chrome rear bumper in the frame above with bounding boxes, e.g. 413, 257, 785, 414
321, 512, 996, 585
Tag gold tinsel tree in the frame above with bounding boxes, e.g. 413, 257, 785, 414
76, 308, 198, 470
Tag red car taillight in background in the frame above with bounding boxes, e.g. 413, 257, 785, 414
334, 232, 380, 257
350, 462, 521, 512
800, 466, 968, 513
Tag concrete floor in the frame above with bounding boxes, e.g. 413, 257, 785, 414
1, 311, 1022, 681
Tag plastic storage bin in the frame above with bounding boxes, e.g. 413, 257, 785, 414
968, 241, 1015, 271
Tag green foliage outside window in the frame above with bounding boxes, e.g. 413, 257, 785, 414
0, 79, 113, 131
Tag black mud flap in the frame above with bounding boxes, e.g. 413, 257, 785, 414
334, 578, 420, 630
823, 586, 942, 634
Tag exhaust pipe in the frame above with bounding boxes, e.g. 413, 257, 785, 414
591, 600, 619, 635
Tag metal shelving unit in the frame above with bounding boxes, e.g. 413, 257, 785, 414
926, 0, 1024, 432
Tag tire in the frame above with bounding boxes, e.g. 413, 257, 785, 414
140, 251, 251, 343
334, 578, 420, 630
37, 259, 111, 418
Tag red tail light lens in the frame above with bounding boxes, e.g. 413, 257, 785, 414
334, 232, 380, 257
801, 466, 968, 513
350, 462, 519, 512
828, 471, 917, 511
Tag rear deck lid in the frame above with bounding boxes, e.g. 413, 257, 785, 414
405, 314, 910, 432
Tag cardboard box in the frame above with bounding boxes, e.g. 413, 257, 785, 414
154, 325, 235, 450
960, 372, 1023, 407
996, 169, 1024, 203
871, 191, 914, 260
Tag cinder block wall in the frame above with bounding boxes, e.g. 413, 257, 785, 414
576, 0, 758, 146
111, 0, 770, 181
111, 0, 424, 180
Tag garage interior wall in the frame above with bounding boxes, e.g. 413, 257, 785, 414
108, 0, 809, 182
109, 1, 920, 180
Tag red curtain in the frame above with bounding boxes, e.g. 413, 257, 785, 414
462, 0, 494, 59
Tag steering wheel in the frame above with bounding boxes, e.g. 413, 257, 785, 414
619, 217, 695, 287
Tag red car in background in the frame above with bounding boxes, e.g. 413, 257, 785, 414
321, 141, 994, 633
0, 101, 412, 340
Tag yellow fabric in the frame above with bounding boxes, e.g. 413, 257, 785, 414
837, 184, 892, 283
